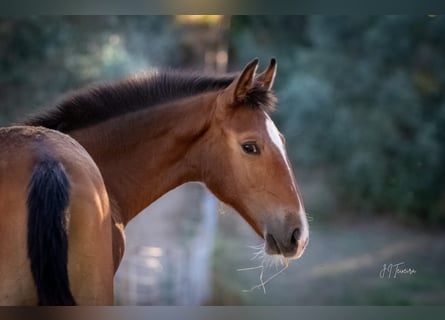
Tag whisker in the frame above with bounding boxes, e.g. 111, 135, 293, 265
248, 244, 265, 250
259, 264, 266, 294
239, 243, 291, 294
247, 243, 266, 262
242, 263, 289, 294
262, 253, 287, 270
250, 251, 264, 261
237, 265, 263, 272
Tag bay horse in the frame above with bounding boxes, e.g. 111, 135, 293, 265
0, 58, 309, 305
0, 126, 111, 305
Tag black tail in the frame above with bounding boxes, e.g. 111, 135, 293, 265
27, 158, 76, 305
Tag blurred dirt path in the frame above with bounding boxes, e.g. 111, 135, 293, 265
211, 213, 445, 305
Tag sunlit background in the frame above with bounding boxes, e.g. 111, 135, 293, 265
1, 16, 444, 305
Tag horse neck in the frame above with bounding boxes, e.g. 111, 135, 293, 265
69, 92, 217, 225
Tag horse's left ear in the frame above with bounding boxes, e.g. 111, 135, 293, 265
256, 58, 277, 90
224, 58, 259, 104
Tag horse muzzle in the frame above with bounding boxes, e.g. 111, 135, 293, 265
264, 214, 309, 259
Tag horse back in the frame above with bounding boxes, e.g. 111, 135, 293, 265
0, 126, 114, 305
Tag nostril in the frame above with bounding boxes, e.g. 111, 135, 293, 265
291, 228, 301, 246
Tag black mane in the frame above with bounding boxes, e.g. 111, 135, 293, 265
25, 70, 275, 133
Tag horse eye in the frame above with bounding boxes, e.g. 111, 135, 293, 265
242, 143, 260, 155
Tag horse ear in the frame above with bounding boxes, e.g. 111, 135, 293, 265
225, 58, 259, 104
256, 58, 277, 90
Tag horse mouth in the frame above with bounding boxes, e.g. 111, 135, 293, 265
264, 233, 309, 259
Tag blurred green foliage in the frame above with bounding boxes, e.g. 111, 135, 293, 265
0, 16, 180, 123
1, 16, 444, 225
230, 16, 445, 225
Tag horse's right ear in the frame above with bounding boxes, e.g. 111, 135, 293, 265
223, 58, 259, 105
256, 58, 277, 90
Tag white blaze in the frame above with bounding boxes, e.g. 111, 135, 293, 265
265, 116, 284, 158
264, 113, 297, 195
265, 113, 309, 243
265, 113, 291, 174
